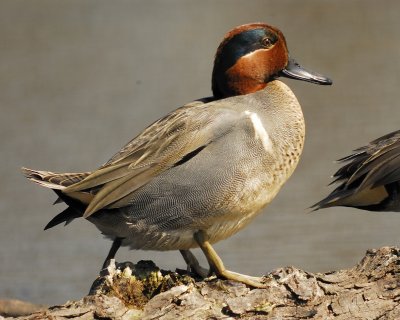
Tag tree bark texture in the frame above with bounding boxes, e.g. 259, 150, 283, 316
2, 246, 400, 320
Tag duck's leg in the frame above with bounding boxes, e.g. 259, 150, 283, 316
194, 230, 266, 288
102, 237, 123, 269
179, 249, 209, 278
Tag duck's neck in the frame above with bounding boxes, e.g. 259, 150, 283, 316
212, 74, 268, 99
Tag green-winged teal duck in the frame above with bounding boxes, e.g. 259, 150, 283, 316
313, 130, 400, 212
23, 23, 332, 287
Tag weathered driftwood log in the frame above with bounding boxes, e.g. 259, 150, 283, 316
3, 246, 400, 319
0, 300, 47, 318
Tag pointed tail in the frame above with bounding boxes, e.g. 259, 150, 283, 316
22, 167, 92, 229
21, 167, 91, 189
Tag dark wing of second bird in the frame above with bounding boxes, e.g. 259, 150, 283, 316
312, 129, 400, 212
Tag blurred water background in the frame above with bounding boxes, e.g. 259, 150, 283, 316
1, 0, 400, 305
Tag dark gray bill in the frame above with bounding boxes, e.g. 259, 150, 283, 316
280, 58, 332, 85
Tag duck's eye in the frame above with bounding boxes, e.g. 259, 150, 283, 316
261, 37, 273, 48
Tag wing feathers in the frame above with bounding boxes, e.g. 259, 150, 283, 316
24, 98, 245, 217
64, 162, 133, 192
83, 164, 158, 217
313, 129, 400, 210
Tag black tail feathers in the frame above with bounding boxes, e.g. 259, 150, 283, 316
44, 190, 86, 230
44, 206, 82, 230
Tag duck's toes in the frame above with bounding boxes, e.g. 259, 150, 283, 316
216, 269, 267, 288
